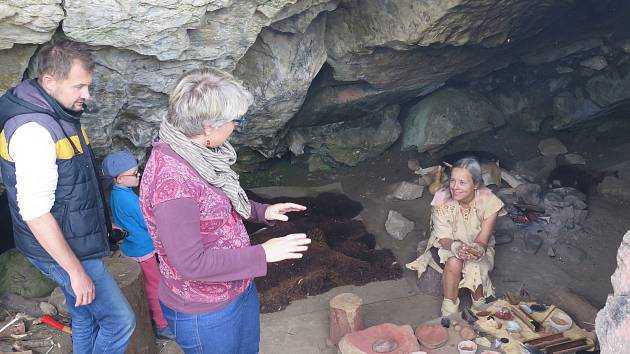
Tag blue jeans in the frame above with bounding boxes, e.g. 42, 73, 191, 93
160, 282, 260, 354
29, 258, 136, 354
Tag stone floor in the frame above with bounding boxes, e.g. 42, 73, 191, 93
159, 277, 442, 354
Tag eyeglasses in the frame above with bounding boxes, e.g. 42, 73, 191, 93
232, 117, 247, 130
119, 171, 141, 178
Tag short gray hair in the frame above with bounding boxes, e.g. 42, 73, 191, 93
452, 157, 482, 187
167, 68, 254, 137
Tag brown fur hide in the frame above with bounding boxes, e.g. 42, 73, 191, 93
246, 193, 402, 312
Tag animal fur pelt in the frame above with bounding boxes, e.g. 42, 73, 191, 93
245, 192, 402, 312
244, 191, 363, 234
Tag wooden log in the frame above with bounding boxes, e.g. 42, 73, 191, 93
104, 257, 157, 354
546, 287, 599, 331
0, 317, 25, 338
328, 293, 364, 346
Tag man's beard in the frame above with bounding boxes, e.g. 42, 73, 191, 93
71, 101, 84, 111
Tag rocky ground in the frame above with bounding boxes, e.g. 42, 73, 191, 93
270, 121, 630, 312
2, 121, 629, 353
237, 119, 630, 354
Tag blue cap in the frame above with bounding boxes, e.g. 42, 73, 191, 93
102, 151, 138, 178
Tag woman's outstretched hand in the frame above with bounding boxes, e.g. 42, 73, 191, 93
264, 203, 307, 221
262, 233, 311, 262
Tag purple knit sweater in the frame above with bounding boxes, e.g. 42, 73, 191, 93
139, 141, 268, 314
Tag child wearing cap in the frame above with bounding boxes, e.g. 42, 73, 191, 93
102, 151, 174, 340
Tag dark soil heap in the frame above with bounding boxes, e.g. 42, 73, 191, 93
246, 192, 403, 313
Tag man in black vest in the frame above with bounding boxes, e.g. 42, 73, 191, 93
0, 39, 135, 353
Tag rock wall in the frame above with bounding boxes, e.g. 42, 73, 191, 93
1, 0, 630, 169
596, 230, 630, 353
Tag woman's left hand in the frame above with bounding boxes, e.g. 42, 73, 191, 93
456, 243, 485, 261
467, 242, 486, 261
265, 203, 307, 221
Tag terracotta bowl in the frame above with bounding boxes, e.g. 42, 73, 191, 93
414, 324, 449, 349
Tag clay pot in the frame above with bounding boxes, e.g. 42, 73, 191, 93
414, 324, 449, 349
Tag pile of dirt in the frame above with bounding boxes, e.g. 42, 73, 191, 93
247, 193, 403, 312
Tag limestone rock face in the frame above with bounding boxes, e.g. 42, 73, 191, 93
288, 105, 401, 168
326, 0, 566, 62
293, 78, 417, 129
1, 0, 629, 168
401, 88, 505, 152
62, 1, 226, 63
63, 1, 336, 158
521, 38, 603, 65
270, 0, 339, 34
0, 45, 37, 95
234, 17, 328, 155
488, 79, 556, 133
62, 0, 321, 66
552, 65, 630, 129
81, 48, 188, 158
585, 68, 630, 108
325, 0, 574, 87
0, 1, 63, 94
0, 1, 64, 50
552, 88, 602, 130
596, 230, 630, 353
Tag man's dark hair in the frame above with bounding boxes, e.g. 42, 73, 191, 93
35, 39, 95, 79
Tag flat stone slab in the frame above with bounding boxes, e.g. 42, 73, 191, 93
385, 210, 415, 240
558, 153, 586, 165
580, 55, 608, 71
392, 181, 425, 200
338, 323, 420, 354
538, 138, 568, 157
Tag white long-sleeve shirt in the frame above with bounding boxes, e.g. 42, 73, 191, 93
8, 122, 58, 221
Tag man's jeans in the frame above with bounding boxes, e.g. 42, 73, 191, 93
29, 258, 136, 354
160, 282, 260, 354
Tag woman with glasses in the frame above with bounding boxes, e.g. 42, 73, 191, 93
139, 69, 311, 354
